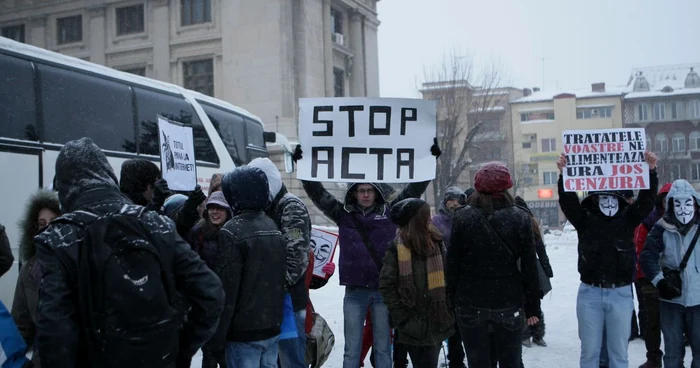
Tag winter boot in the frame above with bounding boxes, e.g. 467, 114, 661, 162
638, 360, 661, 368
522, 337, 532, 347
533, 337, 547, 347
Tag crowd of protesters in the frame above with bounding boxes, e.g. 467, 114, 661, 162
0, 137, 697, 368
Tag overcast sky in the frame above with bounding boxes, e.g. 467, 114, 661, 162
376, 0, 700, 98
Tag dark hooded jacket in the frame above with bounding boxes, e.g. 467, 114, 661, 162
34, 138, 224, 368
302, 180, 430, 288
557, 170, 657, 286
211, 166, 287, 344
11, 189, 60, 367
431, 186, 466, 248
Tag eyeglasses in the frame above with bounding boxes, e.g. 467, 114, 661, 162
356, 188, 375, 195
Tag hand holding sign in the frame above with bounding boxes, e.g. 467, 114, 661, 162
556, 153, 567, 172
645, 151, 658, 170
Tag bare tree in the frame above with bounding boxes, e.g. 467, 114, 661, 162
511, 162, 537, 197
420, 51, 509, 203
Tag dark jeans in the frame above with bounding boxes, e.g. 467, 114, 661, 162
447, 327, 466, 367
660, 302, 700, 368
393, 330, 409, 368
201, 344, 226, 368
456, 306, 523, 368
405, 344, 442, 368
639, 278, 662, 364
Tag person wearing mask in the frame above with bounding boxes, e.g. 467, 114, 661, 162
632, 183, 671, 368
11, 189, 61, 368
209, 166, 287, 368
35, 138, 224, 367
431, 187, 467, 368
188, 191, 232, 368
556, 152, 658, 368
379, 198, 454, 368
248, 157, 312, 368
446, 162, 541, 368
641, 179, 700, 368
514, 196, 553, 349
293, 141, 440, 368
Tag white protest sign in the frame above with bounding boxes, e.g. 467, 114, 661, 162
311, 227, 339, 278
158, 116, 197, 191
297, 97, 437, 183
562, 128, 649, 192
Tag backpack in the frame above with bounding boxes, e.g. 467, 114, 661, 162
56, 205, 182, 367
305, 312, 334, 368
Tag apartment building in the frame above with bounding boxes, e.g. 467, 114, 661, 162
420, 80, 522, 206
0, 0, 381, 225
623, 64, 700, 188
510, 83, 625, 226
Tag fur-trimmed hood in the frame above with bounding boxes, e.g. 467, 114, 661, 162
19, 189, 61, 263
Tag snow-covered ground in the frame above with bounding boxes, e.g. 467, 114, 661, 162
192, 229, 693, 367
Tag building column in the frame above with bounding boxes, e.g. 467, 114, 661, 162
349, 9, 365, 97
151, 0, 170, 82
322, 0, 333, 97
27, 15, 47, 49
87, 5, 106, 65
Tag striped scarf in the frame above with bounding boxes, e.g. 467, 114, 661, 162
397, 241, 452, 324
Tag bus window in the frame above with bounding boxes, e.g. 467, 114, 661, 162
134, 88, 219, 165
38, 63, 136, 152
0, 54, 38, 142
244, 118, 265, 148
199, 101, 246, 166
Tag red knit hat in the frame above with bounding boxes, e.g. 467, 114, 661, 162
659, 182, 672, 195
474, 162, 513, 194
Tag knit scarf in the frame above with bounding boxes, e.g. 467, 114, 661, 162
397, 240, 452, 324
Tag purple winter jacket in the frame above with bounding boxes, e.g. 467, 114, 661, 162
431, 186, 466, 248
302, 180, 430, 289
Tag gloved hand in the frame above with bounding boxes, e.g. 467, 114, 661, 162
430, 138, 441, 158
657, 278, 681, 300
152, 178, 171, 208
183, 185, 206, 213
322, 262, 335, 276
292, 144, 303, 163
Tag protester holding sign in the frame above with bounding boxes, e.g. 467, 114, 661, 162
293, 140, 439, 368
640, 179, 700, 368
556, 151, 658, 368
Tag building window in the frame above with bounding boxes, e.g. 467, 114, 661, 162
331, 8, 343, 35
690, 131, 700, 150
541, 138, 556, 152
576, 107, 612, 119
638, 103, 649, 121
181, 0, 212, 26
119, 67, 146, 76
543, 172, 557, 185
520, 113, 529, 122
183, 59, 214, 97
485, 148, 501, 160
1, 24, 25, 43
655, 133, 668, 152
653, 103, 666, 120
672, 132, 686, 152
522, 142, 531, 149
646, 134, 652, 151
692, 163, 700, 181
521, 111, 554, 122
672, 164, 685, 180
672, 101, 683, 119
116, 4, 145, 35
333, 68, 344, 97
690, 100, 700, 119
57, 15, 83, 45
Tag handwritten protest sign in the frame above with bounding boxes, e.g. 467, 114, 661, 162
311, 227, 339, 278
562, 128, 648, 192
158, 116, 197, 191
297, 98, 437, 183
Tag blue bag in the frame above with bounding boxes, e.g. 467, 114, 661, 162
0, 300, 29, 368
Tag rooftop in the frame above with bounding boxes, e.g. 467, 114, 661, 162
625, 63, 700, 99
512, 86, 628, 104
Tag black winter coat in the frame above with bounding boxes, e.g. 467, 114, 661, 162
446, 202, 541, 319
557, 171, 657, 286
35, 138, 224, 368
211, 166, 287, 344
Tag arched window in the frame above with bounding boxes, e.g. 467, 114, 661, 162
645, 134, 652, 151
655, 133, 668, 152
672, 132, 686, 152
690, 131, 700, 150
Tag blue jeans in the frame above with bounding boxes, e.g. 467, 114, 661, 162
576, 283, 633, 368
278, 309, 307, 368
225, 335, 280, 368
660, 302, 700, 368
343, 286, 392, 368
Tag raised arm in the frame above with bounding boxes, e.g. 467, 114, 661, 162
557, 154, 586, 229
390, 180, 431, 207
301, 180, 345, 224
626, 153, 659, 225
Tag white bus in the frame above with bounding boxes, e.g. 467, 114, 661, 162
0, 36, 295, 308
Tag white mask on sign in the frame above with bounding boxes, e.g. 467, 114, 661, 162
598, 195, 619, 217
673, 197, 695, 225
